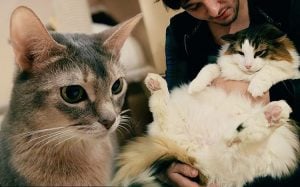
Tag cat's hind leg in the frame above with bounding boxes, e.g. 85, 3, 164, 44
226, 100, 292, 147
145, 73, 170, 127
263, 100, 292, 127
188, 64, 221, 94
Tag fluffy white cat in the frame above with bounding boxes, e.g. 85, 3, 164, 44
112, 72, 299, 187
112, 24, 300, 187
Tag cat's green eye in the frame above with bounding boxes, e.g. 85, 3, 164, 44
111, 78, 124, 95
61, 85, 87, 104
254, 50, 267, 58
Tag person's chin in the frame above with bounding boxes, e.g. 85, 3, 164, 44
212, 15, 236, 26
212, 9, 237, 26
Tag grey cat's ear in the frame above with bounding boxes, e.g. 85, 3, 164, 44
10, 6, 65, 71
221, 34, 237, 43
100, 13, 142, 57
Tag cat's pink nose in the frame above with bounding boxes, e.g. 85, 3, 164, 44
245, 65, 252, 69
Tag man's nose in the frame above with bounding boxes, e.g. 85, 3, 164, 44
203, 0, 221, 17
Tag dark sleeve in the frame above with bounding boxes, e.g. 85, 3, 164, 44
165, 25, 188, 90
288, 0, 300, 53
268, 0, 300, 122
270, 80, 300, 122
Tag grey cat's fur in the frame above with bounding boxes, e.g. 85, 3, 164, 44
0, 6, 141, 186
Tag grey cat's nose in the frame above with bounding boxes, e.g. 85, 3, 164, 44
99, 117, 116, 129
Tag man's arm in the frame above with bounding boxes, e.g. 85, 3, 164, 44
165, 26, 188, 90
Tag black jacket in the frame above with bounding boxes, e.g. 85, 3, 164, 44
165, 0, 300, 186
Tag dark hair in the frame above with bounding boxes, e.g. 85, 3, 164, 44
156, 0, 182, 10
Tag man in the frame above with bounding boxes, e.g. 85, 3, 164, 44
157, 0, 300, 186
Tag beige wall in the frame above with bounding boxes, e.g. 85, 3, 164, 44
138, 0, 180, 74
0, 0, 53, 108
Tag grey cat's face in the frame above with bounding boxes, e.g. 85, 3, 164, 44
221, 24, 294, 73
7, 6, 142, 139
11, 33, 127, 138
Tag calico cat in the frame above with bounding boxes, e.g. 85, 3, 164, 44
0, 6, 141, 186
111, 25, 300, 187
189, 24, 300, 97
112, 73, 299, 187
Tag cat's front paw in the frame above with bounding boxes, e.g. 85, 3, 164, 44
264, 100, 292, 126
144, 73, 168, 94
188, 80, 208, 94
247, 82, 268, 97
188, 64, 220, 95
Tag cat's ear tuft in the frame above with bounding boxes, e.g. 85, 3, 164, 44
100, 13, 142, 57
262, 24, 286, 42
221, 34, 237, 43
10, 6, 65, 71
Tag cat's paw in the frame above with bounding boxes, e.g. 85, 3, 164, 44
144, 73, 168, 94
247, 82, 268, 97
264, 100, 292, 126
188, 80, 208, 94
188, 64, 220, 95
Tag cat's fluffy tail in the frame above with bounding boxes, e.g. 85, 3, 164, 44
111, 136, 198, 186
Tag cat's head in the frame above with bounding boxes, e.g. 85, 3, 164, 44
7, 6, 141, 138
221, 24, 295, 74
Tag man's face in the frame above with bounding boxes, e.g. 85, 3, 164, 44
181, 0, 240, 26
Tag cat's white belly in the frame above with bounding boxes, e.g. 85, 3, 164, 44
148, 85, 299, 186
149, 85, 254, 146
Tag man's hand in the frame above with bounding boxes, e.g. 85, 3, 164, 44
167, 162, 201, 187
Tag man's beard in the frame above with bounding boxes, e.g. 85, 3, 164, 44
214, 0, 240, 26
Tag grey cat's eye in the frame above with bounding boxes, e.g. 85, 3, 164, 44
111, 78, 124, 95
61, 85, 88, 104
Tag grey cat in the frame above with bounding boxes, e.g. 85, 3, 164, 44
0, 6, 141, 186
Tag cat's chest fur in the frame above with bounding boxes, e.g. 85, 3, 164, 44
148, 86, 253, 152
10, 135, 115, 186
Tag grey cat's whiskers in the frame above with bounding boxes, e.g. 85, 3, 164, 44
117, 114, 133, 135
54, 135, 77, 148
13, 126, 66, 138
28, 129, 73, 149
117, 124, 131, 135
26, 128, 70, 143
120, 109, 131, 115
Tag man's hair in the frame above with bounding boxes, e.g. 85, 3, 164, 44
156, 0, 182, 10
